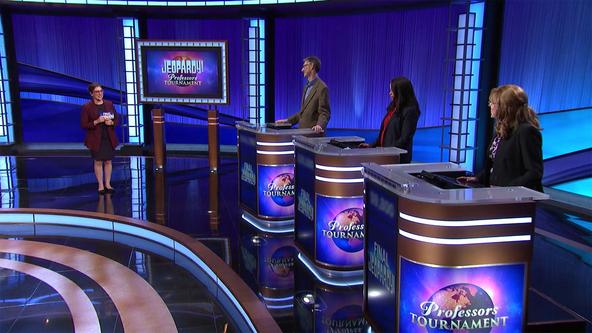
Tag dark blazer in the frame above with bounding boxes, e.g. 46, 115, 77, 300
80, 100, 119, 152
374, 105, 420, 163
477, 123, 543, 192
287, 77, 331, 129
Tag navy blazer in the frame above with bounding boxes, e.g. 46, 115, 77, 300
478, 123, 543, 192
80, 100, 119, 152
374, 105, 420, 163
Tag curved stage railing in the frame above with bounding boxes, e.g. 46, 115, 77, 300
0, 208, 281, 333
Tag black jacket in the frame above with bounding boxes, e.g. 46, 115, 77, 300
374, 105, 420, 163
478, 123, 543, 192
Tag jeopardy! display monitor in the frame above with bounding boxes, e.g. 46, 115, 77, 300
136, 40, 228, 104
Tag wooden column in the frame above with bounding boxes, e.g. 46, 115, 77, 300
208, 171, 220, 233
207, 108, 220, 172
154, 168, 166, 225
152, 108, 165, 169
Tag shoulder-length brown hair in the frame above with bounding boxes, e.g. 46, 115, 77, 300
493, 84, 540, 139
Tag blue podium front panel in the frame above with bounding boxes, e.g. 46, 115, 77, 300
364, 177, 398, 333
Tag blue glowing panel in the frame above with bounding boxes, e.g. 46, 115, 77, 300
552, 177, 592, 198
364, 178, 398, 333
399, 258, 526, 332
539, 109, 592, 159
257, 164, 295, 219
137, 41, 228, 104
315, 195, 364, 268
146, 19, 243, 116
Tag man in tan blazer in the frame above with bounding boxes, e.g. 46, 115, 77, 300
277, 56, 330, 133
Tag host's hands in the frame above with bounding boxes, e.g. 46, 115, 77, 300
105, 119, 114, 126
94, 116, 107, 126
276, 119, 289, 123
358, 143, 371, 148
312, 125, 324, 133
457, 176, 479, 183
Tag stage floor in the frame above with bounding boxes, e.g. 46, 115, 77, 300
0, 155, 590, 332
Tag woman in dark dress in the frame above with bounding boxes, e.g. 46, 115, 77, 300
458, 84, 543, 192
360, 76, 420, 163
80, 83, 119, 195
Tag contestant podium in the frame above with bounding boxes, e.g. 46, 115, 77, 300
293, 136, 406, 283
237, 121, 319, 226
362, 162, 549, 333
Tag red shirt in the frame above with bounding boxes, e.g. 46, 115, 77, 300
378, 108, 396, 147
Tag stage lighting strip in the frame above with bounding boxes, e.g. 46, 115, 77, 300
398, 212, 532, 244
398, 230, 531, 245
315, 164, 363, 172
315, 175, 364, 183
10, 0, 325, 6
256, 141, 293, 146
241, 212, 294, 233
297, 253, 363, 286
399, 212, 532, 227
0, 212, 258, 333
257, 150, 294, 155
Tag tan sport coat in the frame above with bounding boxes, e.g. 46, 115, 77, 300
287, 77, 330, 129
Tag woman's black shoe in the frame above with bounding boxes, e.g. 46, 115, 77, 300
105, 188, 115, 194
98, 189, 106, 195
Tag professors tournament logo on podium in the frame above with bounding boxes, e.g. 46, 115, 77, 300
316, 196, 365, 266
410, 283, 506, 332
400, 259, 526, 332
258, 165, 295, 217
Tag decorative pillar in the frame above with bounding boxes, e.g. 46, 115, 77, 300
152, 108, 165, 169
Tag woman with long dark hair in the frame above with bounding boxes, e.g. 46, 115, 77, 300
360, 76, 420, 163
458, 84, 543, 191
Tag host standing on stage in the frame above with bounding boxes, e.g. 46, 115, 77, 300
80, 82, 119, 195
277, 56, 330, 133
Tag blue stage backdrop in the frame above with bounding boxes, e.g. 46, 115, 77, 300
498, 0, 592, 114
13, 14, 124, 143
273, 5, 450, 130
498, 0, 592, 197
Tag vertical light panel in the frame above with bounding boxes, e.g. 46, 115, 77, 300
0, 15, 14, 144
248, 18, 266, 124
129, 156, 146, 220
449, 2, 484, 171
0, 156, 17, 208
122, 18, 144, 144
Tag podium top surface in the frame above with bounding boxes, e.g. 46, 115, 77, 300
293, 135, 407, 157
236, 121, 317, 135
363, 162, 549, 204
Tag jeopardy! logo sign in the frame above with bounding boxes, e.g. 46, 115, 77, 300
241, 162, 256, 186
161, 56, 204, 86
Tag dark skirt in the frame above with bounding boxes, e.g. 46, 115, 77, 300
91, 128, 115, 161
